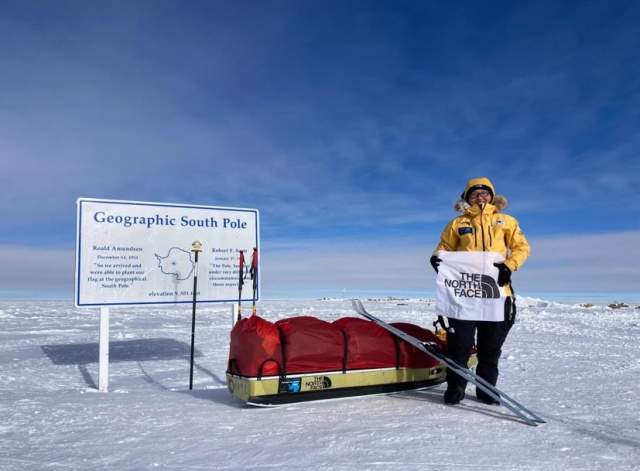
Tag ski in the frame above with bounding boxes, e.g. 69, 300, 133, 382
351, 299, 545, 426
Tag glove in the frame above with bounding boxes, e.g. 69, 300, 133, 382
430, 256, 442, 274
493, 262, 512, 287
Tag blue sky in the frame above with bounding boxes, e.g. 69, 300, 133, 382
1, 1, 639, 301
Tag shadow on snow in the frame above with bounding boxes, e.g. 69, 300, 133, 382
40, 339, 218, 390
40, 338, 202, 365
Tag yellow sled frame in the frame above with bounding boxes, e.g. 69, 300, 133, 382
227, 356, 477, 406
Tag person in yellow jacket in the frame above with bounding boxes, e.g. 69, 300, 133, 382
430, 177, 530, 405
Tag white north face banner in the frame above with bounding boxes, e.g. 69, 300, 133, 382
435, 251, 507, 322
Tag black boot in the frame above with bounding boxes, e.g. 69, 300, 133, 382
444, 385, 466, 405
476, 388, 500, 405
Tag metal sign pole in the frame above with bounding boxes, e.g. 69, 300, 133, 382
189, 239, 202, 390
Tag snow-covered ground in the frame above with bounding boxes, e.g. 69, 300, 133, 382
1, 298, 639, 470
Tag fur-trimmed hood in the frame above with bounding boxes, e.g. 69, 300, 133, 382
454, 194, 508, 212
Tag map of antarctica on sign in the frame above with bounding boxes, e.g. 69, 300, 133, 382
155, 248, 196, 281
75, 198, 260, 307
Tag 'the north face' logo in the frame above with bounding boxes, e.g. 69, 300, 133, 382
305, 376, 333, 390
480, 274, 500, 299
444, 272, 500, 299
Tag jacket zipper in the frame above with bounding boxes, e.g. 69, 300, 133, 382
479, 204, 486, 251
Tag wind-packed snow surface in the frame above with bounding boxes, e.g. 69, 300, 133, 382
1, 298, 639, 470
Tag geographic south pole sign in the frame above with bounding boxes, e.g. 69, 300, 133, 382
75, 198, 260, 307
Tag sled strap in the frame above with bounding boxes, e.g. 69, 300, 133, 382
227, 358, 241, 376
389, 332, 401, 370
340, 330, 348, 373
276, 325, 288, 379
506, 281, 517, 326
434, 315, 448, 332
257, 359, 281, 380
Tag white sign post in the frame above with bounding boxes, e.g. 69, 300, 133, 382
75, 198, 260, 391
98, 307, 109, 392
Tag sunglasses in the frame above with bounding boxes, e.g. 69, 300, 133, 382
468, 190, 492, 199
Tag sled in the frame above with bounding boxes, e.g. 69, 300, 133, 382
226, 314, 477, 406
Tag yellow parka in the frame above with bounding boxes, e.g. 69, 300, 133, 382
433, 177, 530, 272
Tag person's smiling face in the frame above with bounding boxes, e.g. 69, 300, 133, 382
468, 190, 493, 204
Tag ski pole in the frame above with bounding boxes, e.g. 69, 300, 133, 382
237, 250, 244, 321
250, 247, 258, 316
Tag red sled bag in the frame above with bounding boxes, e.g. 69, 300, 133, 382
227, 315, 282, 378
276, 316, 345, 374
333, 317, 397, 370
391, 322, 443, 369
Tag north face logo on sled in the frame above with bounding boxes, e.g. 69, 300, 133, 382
444, 272, 500, 299
304, 376, 332, 390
